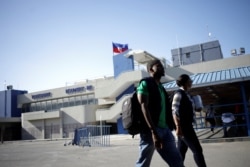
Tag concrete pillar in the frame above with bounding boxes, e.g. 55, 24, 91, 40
240, 82, 250, 136
42, 119, 45, 139
200, 44, 204, 62
1, 125, 5, 143
60, 110, 63, 138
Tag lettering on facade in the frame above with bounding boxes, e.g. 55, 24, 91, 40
66, 87, 85, 94
32, 92, 52, 100
65, 85, 94, 94
86, 85, 94, 91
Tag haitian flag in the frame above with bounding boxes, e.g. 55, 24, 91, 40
112, 42, 128, 53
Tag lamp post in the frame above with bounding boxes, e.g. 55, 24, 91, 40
4, 81, 7, 117
1, 81, 7, 143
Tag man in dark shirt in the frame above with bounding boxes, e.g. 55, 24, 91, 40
136, 59, 183, 167
172, 74, 207, 167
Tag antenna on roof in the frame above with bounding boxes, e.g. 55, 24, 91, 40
4, 80, 6, 90
206, 25, 212, 41
176, 35, 182, 66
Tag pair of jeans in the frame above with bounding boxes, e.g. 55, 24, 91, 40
136, 127, 184, 167
177, 125, 206, 167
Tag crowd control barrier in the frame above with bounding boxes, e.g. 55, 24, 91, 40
72, 125, 111, 147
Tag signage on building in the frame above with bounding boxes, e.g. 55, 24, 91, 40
86, 85, 94, 91
32, 92, 52, 100
65, 85, 94, 94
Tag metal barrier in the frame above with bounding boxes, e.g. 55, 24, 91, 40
74, 125, 111, 147
195, 113, 248, 130
193, 103, 249, 137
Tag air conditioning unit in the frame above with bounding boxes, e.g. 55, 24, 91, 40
239, 48, 245, 55
7, 85, 13, 90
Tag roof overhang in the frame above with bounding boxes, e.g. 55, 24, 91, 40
125, 49, 159, 64
164, 66, 250, 91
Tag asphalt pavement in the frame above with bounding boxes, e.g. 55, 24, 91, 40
0, 134, 250, 167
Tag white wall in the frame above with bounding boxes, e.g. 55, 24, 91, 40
22, 104, 98, 140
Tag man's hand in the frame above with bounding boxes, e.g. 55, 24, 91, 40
152, 132, 163, 150
175, 126, 183, 137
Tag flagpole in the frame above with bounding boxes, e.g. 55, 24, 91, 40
112, 42, 114, 56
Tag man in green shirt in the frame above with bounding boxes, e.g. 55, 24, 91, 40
135, 59, 183, 167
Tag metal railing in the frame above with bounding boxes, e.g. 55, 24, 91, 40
74, 125, 112, 147
193, 103, 249, 137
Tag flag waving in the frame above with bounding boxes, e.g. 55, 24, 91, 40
112, 42, 128, 53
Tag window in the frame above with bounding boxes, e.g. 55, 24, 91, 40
88, 94, 95, 104
40, 101, 46, 111
63, 98, 69, 107
46, 101, 52, 112
75, 96, 82, 106
36, 102, 41, 111
57, 99, 63, 109
82, 95, 88, 105
52, 99, 58, 111
30, 103, 36, 112
69, 97, 75, 107
22, 103, 30, 113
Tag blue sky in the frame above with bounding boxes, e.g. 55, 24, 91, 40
0, 0, 249, 92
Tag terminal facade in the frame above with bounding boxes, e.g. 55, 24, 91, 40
1, 42, 250, 141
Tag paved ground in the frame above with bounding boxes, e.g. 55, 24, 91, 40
0, 134, 250, 167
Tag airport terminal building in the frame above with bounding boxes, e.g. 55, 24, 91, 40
1, 41, 250, 141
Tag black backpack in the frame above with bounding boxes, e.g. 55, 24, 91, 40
121, 89, 144, 138
122, 77, 173, 137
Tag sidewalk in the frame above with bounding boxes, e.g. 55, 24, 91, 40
196, 127, 250, 143
0, 134, 250, 167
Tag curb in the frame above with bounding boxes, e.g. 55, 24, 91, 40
200, 136, 250, 143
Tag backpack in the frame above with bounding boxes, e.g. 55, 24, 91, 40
121, 91, 143, 138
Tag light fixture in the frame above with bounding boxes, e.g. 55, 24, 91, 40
207, 87, 213, 92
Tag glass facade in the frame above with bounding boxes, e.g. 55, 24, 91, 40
22, 94, 97, 113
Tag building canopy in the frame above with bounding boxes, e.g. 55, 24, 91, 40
163, 66, 250, 105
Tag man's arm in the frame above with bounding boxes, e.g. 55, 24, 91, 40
138, 93, 163, 149
137, 93, 157, 134
172, 92, 183, 136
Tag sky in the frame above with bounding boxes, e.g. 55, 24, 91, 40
0, 0, 249, 92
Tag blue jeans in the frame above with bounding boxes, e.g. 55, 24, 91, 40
136, 127, 184, 167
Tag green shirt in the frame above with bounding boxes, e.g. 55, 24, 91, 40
137, 80, 167, 128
